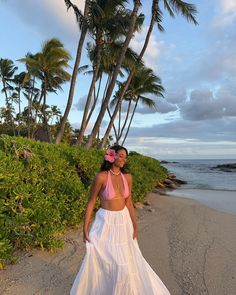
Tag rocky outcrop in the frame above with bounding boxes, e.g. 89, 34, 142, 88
155, 173, 187, 192
211, 163, 236, 172
160, 160, 179, 164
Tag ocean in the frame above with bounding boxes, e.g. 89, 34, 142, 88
161, 159, 236, 215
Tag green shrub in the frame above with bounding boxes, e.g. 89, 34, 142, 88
0, 135, 167, 267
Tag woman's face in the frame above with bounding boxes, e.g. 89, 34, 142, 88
114, 149, 127, 168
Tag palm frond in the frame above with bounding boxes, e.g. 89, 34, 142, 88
64, 0, 85, 28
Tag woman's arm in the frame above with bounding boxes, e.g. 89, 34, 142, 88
83, 173, 103, 243
125, 174, 138, 240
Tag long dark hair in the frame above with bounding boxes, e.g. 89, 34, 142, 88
100, 145, 128, 173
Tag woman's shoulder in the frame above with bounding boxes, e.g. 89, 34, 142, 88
95, 171, 108, 180
123, 172, 132, 181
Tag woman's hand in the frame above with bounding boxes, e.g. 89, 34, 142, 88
83, 230, 90, 243
133, 227, 138, 240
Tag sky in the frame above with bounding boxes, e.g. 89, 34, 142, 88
0, 0, 236, 159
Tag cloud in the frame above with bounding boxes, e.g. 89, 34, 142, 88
2, 0, 85, 44
74, 95, 87, 111
136, 97, 177, 114
212, 0, 236, 27
130, 26, 179, 71
179, 85, 236, 121
165, 89, 187, 104
127, 117, 236, 142
125, 136, 236, 159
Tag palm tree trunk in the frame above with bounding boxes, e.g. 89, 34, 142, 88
99, 0, 158, 148
118, 99, 132, 141
99, 72, 133, 149
32, 89, 44, 138
76, 35, 103, 145
42, 79, 52, 143
17, 83, 21, 136
118, 104, 121, 137
85, 0, 141, 149
85, 73, 102, 127
106, 105, 119, 143
2, 79, 16, 136
27, 88, 31, 138
121, 98, 139, 145
55, 0, 89, 144
28, 77, 35, 138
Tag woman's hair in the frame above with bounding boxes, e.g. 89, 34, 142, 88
100, 145, 128, 173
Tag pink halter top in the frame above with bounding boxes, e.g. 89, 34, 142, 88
102, 171, 129, 200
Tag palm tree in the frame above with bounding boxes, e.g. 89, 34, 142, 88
19, 38, 71, 142
49, 105, 62, 125
77, 39, 142, 145
20, 52, 40, 138
101, 66, 164, 146
13, 71, 27, 136
99, 0, 198, 148
55, 0, 90, 144
85, 0, 142, 148
0, 58, 18, 135
123, 67, 164, 145
74, 0, 140, 146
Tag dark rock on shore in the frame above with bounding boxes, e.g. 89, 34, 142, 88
155, 173, 187, 192
160, 160, 179, 164
211, 163, 236, 172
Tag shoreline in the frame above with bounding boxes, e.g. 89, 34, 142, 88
166, 188, 236, 216
1, 192, 236, 294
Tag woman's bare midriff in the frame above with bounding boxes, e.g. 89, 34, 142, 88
99, 196, 126, 211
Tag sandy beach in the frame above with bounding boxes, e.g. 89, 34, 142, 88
1, 192, 236, 295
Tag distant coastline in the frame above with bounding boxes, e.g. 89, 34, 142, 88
161, 159, 236, 215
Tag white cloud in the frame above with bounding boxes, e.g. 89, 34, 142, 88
2, 0, 85, 43
130, 26, 178, 71
221, 0, 236, 13
212, 0, 236, 27
125, 136, 236, 159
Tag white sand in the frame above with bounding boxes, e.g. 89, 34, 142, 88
1, 193, 236, 295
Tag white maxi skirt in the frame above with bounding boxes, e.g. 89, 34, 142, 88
70, 206, 170, 295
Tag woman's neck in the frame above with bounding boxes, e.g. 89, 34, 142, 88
110, 166, 121, 175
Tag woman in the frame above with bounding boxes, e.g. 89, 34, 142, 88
70, 145, 170, 295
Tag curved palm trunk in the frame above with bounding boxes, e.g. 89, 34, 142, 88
76, 36, 103, 145
55, 0, 89, 144
85, 73, 102, 127
99, 0, 158, 149
118, 99, 132, 141
42, 80, 52, 143
121, 97, 139, 146
118, 104, 121, 137
106, 105, 119, 143
99, 72, 133, 148
85, 0, 141, 149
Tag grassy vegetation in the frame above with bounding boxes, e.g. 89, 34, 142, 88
0, 135, 167, 269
